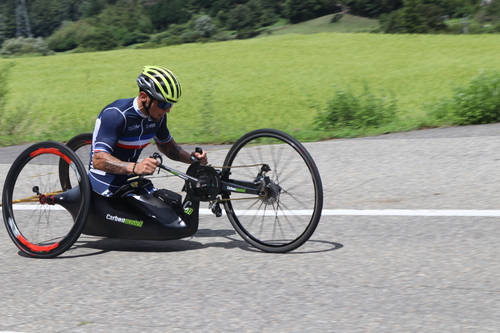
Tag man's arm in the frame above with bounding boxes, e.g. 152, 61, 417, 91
93, 152, 158, 175
157, 138, 207, 164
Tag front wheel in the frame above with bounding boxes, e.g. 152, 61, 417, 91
222, 129, 323, 253
2, 142, 91, 258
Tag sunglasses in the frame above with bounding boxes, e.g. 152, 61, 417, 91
157, 101, 174, 110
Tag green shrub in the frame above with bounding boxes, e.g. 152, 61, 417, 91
47, 21, 82, 52
180, 30, 204, 43
150, 24, 187, 46
236, 28, 260, 39
121, 31, 150, 46
150, 30, 172, 44
0, 37, 53, 57
193, 15, 218, 38
162, 36, 184, 46
428, 71, 500, 125
47, 20, 99, 52
315, 83, 398, 130
79, 28, 118, 51
331, 13, 343, 23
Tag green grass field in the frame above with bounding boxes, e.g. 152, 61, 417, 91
1, 32, 500, 146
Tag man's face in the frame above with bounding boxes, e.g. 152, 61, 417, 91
140, 92, 173, 122
149, 99, 172, 122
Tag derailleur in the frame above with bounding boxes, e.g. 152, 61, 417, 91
209, 199, 223, 218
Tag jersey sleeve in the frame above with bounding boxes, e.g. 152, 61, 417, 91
154, 116, 172, 144
93, 108, 126, 154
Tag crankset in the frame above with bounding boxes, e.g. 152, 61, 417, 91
185, 162, 221, 201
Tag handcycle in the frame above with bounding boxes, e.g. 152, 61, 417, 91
2, 129, 323, 258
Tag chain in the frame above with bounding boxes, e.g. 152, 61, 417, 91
213, 194, 265, 202
152, 164, 266, 178
208, 164, 267, 169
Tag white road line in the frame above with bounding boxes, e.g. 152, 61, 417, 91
201, 209, 500, 217
320, 209, 500, 217
3, 206, 500, 217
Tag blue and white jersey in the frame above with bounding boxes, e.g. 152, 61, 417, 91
89, 97, 172, 196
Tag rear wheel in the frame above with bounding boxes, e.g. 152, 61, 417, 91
2, 142, 91, 258
222, 129, 323, 253
59, 133, 92, 190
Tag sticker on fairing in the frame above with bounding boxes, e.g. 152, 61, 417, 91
106, 214, 144, 227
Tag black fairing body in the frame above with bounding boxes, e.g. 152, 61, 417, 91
56, 187, 200, 240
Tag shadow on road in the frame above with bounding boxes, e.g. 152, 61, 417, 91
14, 229, 344, 259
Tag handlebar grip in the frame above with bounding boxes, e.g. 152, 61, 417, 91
150, 152, 162, 162
150, 152, 163, 174
190, 147, 203, 162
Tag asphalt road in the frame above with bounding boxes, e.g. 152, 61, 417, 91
1, 124, 499, 332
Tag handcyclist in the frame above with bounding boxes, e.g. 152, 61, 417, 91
88, 66, 208, 217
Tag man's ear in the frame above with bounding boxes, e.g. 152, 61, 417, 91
139, 91, 149, 104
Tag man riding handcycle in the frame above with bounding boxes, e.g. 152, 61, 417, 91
1, 66, 324, 258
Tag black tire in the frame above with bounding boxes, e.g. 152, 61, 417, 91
2, 142, 91, 258
59, 133, 92, 190
222, 129, 323, 253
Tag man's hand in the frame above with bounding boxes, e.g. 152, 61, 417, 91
133, 157, 159, 175
190, 149, 208, 165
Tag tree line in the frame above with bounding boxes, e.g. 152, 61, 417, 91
0, 0, 499, 54
0, 0, 341, 48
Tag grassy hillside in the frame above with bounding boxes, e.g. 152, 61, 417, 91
265, 14, 380, 35
1, 32, 500, 146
